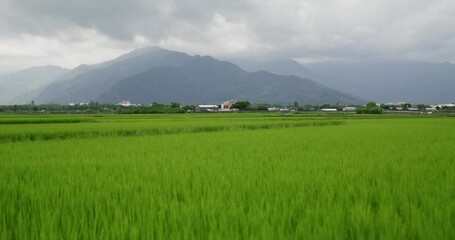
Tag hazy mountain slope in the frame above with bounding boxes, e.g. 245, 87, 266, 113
34, 48, 192, 104
10, 64, 97, 104
51, 48, 165, 82
231, 59, 315, 79
306, 61, 455, 103
376, 64, 455, 103
9, 87, 45, 105
16, 47, 363, 105
0, 71, 10, 78
7, 49, 163, 104
0, 66, 69, 104
98, 56, 362, 105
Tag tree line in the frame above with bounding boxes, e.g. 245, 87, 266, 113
3, 101, 449, 114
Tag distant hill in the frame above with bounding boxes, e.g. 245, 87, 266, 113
231, 59, 455, 104
99, 55, 361, 105
0, 71, 10, 78
27, 47, 362, 105
306, 61, 455, 104
5, 47, 454, 105
0, 66, 69, 104
33, 47, 192, 104
230, 59, 316, 79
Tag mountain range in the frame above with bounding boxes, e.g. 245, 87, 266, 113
0, 47, 361, 105
0, 66, 69, 104
1, 47, 453, 105
305, 61, 455, 104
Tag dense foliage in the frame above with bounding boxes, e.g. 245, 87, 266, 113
356, 102, 384, 114
0, 103, 185, 114
231, 101, 251, 110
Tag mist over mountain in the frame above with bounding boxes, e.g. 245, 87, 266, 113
0, 66, 69, 104
230, 59, 316, 79
1, 0, 455, 107
98, 55, 360, 105
4, 47, 454, 105
4, 47, 358, 105
33, 48, 192, 104
306, 61, 455, 104
232, 59, 455, 104
0, 71, 10, 78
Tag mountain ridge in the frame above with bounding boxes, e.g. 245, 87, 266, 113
0, 65, 69, 104
5, 47, 363, 105
97, 52, 361, 105
306, 61, 455, 104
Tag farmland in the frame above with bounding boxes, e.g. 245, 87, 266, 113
0, 113, 454, 239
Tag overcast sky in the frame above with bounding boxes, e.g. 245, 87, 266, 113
1, 0, 455, 72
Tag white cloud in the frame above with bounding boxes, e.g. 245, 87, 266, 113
0, 28, 133, 70
1, 0, 455, 71
157, 12, 273, 57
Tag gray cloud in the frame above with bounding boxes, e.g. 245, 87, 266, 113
1, 0, 455, 71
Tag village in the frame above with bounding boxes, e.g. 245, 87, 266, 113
107, 99, 455, 114
10, 99, 451, 115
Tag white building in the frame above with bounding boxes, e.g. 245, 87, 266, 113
196, 105, 219, 112
118, 100, 132, 107
434, 103, 455, 108
342, 107, 356, 112
321, 108, 338, 112
117, 100, 140, 107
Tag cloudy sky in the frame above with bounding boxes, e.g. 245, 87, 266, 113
1, 0, 455, 72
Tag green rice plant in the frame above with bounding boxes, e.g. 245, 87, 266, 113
0, 118, 95, 125
0, 114, 345, 143
0, 115, 454, 239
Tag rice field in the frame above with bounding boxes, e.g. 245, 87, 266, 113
0, 113, 454, 239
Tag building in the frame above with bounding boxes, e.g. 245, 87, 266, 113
118, 100, 132, 107
342, 107, 356, 112
434, 103, 455, 109
221, 99, 237, 110
196, 105, 219, 112
69, 102, 89, 106
117, 100, 140, 107
384, 102, 409, 106
321, 108, 338, 112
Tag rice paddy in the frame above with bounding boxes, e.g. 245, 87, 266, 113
0, 113, 454, 239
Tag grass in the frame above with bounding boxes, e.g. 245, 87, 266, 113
0, 113, 454, 239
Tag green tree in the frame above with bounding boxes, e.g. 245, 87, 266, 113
320, 103, 331, 109
402, 103, 411, 110
232, 101, 251, 110
356, 102, 383, 114
380, 104, 391, 110
255, 104, 269, 111
292, 101, 300, 108
171, 102, 181, 109
183, 105, 195, 112
366, 102, 377, 108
